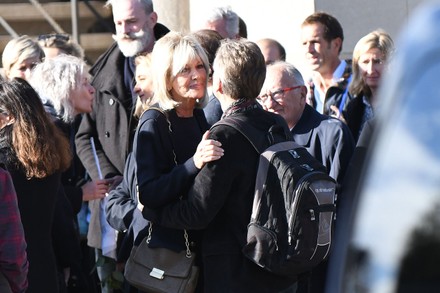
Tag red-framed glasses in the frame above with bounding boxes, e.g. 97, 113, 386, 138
257, 85, 302, 104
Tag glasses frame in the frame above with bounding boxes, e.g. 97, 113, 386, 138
257, 85, 302, 104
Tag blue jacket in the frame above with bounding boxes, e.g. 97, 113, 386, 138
105, 152, 148, 261
292, 104, 355, 187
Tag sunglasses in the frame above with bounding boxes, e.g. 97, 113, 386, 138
37, 33, 70, 45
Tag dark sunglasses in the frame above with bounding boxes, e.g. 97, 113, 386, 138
37, 33, 70, 43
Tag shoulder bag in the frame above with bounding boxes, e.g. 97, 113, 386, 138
124, 107, 199, 293
124, 223, 199, 293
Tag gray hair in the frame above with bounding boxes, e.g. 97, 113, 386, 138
2, 35, 44, 79
267, 61, 305, 86
30, 54, 88, 122
206, 6, 239, 39
105, 0, 153, 14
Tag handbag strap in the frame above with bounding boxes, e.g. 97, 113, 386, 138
146, 223, 192, 258
143, 107, 193, 259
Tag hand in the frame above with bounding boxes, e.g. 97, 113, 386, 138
193, 131, 224, 169
81, 179, 109, 201
106, 175, 123, 192
330, 105, 347, 124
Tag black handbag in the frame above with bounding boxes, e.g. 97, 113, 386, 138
124, 223, 199, 293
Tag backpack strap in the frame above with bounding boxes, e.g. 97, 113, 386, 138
213, 115, 294, 154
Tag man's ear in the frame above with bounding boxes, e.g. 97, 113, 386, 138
299, 85, 308, 106
332, 37, 342, 53
214, 79, 223, 95
149, 11, 158, 26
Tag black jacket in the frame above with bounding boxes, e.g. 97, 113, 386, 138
75, 24, 169, 249
343, 93, 368, 143
75, 23, 170, 181
145, 107, 297, 292
0, 130, 60, 293
75, 41, 134, 180
135, 108, 209, 252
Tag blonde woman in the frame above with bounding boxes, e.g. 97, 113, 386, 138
105, 52, 156, 266
343, 30, 394, 141
133, 53, 154, 118
130, 32, 223, 290
2, 35, 44, 81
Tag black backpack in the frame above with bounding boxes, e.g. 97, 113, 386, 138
216, 116, 336, 278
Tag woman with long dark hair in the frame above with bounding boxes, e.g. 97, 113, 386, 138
0, 78, 71, 292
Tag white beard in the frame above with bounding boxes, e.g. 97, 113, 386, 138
117, 38, 145, 57
113, 27, 153, 57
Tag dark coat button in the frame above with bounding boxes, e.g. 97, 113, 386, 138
105, 131, 110, 138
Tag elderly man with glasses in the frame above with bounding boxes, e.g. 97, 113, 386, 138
258, 61, 354, 188
258, 60, 355, 293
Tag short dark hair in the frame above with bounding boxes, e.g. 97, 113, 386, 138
238, 17, 247, 38
190, 29, 223, 66
302, 12, 344, 52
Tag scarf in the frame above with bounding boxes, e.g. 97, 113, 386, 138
221, 98, 260, 119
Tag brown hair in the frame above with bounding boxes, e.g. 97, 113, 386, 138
214, 39, 266, 100
302, 12, 344, 53
0, 79, 71, 178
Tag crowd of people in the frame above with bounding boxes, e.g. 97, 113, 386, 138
0, 0, 395, 292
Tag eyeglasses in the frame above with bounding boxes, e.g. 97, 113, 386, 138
38, 33, 70, 42
257, 86, 302, 104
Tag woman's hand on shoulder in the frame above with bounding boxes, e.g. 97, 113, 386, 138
193, 131, 224, 169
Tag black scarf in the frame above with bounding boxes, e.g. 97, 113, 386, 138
221, 98, 260, 119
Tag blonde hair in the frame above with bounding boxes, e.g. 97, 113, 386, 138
2, 35, 44, 79
151, 31, 209, 110
134, 53, 154, 118
349, 29, 394, 97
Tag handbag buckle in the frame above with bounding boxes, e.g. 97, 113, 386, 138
150, 268, 165, 280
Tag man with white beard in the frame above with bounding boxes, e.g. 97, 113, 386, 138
75, 0, 168, 291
